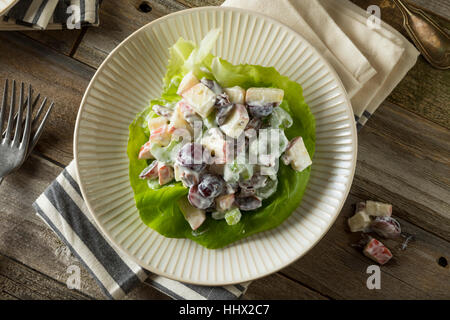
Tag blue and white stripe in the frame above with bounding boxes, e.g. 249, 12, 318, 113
1, 0, 100, 30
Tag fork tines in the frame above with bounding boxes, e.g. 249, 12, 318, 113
1, 79, 54, 156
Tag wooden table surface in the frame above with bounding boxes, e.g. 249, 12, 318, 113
0, 0, 449, 300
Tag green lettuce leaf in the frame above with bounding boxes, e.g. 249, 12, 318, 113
127, 32, 315, 249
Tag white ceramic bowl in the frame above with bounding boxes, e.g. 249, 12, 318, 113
0, 0, 18, 16
74, 7, 357, 285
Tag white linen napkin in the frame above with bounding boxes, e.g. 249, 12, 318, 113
321, 0, 420, 123
223, 0, 366, 98
222, 0, 420, 128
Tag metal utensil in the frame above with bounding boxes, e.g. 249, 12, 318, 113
393, 0, 450, 70
0, 80, 33, 183
0, 79, 54, 185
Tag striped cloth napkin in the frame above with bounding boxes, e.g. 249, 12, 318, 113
0, 0, 99, 30
33, 161, 250, 300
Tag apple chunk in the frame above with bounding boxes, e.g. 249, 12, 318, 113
282, 137, 312, 172
148, 117, 169, 132
138, 141, 154, 160
246, 88, 284, 106
202, 128, 230, 164
177, 71, 199, 95
157, 162, 174, 186
169, 102, 192, 133
224, 86, 246, 104
178, 197, 206, 230
182, 83, 217, 118
219, 104, 249, 139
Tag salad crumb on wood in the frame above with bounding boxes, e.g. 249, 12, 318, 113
128, 29, 316, 249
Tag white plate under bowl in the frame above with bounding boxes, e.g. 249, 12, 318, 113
0, 0, 18, 16
74, 7, 357, 286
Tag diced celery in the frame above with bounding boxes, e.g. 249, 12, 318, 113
225, 208, 242, 226
223, 161, 254, 183
270, 105, 293, 129
256, 178, 278, 200
203, 111, 218, 129
150, 139, 182, 164
211, 211, 226, 220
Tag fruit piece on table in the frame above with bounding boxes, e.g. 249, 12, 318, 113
224, 86, 246, 104
363, 237, 393, 265
157, 162, 174, 186
215, 194, 235, 213
182, 83, 217, 118
225, 208, 242, 226
282, 137, 312, 172
178, 197, 206, 231
138, 141, 154, 160
139, 161, 159, 180
177, 71, 199, 95
348, 211, 372, 232
245, 87, 284, 106
219, 104, 249, 139
148, 116, 169, 132
370, 216, 402, 239
365, 200, 392, 217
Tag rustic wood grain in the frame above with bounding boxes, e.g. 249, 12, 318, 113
0, 155, 103, 298
0, 154, 187, 300
0, 254, 91, 300
356, 101, 450, 241
0, 32, 95, 166
19, 29, 84, 57
242, 273, 329, 300
73, 0, 187, 68
176, 0, 223, 7
406, 0, 450, 20
281, 193, 450, 299
0, 0, 448, 301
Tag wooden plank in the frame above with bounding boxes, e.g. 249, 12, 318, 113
73, 0, 187, 69
405, 0, 450, 20
356, 101, 450, 241
281, 193, 450, 299
0, 155, 170, 300
243, 273, 329, 300
176, 0, 223, 7
0, 254, 91, 300
0, 32, 95, 166
19, 29, 83, 57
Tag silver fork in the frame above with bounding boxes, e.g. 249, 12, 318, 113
0, 79, 54, 185
0, 80, 32, 183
